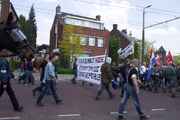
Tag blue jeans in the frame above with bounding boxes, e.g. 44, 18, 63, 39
118, 73, 123, 83
19, 67, 24, 77
37, 80, 59, 102
23, 70, 35, 84
164, 76, 173, 90
71, 70, 77, 83
118, 83, 144, 116
33, 82, 50, 94
55, 72, 58, 79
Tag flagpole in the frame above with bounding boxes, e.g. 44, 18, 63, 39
133, 40, 134, 59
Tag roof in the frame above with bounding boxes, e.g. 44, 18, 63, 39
117, 30, 132, 43
158, 46, 166, 52
57, 12, 97, 23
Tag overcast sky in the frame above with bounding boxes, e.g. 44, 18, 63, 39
11, 0, 180, 56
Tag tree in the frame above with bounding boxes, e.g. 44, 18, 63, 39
19, 14, 26, 33
139, 40, 157, 65
59, 46, 69, 68
58, 21, 86, 65
109, 36, 120, 63
24, 4, 37, 49
130, 42, 140, 62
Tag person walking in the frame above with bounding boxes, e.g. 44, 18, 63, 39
117, 63, 123, 87
53, 55, 59, 80
149, 62, 162, 93
23, 58, 36, 85
95, 57, 116, 100
18, 61, 24, 78
32, 54, 51, 95
18, 60, 27, 83
171, 65, 180, 98
71, 58, 78, 84
117, 59, 150, 120
140, 62, 146, 89
120, 59, 130, 98
36, 55, 63, 106
163, 62, 176, 92
0, 56, 23, 111
112, 63, 117, 81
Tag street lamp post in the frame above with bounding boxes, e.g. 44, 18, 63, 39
141, 5, 151, 65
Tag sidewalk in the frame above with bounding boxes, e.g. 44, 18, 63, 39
13, 68, 82, 81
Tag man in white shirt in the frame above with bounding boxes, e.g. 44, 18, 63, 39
140, 62, 146, 89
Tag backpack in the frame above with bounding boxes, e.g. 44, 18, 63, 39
151, 66, 160, 77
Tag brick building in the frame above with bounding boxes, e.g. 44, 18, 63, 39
157, 46, 166, 64
0, 0, 20, 61
110, 24, 133, 62
49, 5, 109, 67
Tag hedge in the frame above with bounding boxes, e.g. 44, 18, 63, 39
10, 59, 21, 72
58, 68, 73, 74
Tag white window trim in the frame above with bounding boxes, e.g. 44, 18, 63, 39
89, 37, 95, 47
98, 38, 104, 47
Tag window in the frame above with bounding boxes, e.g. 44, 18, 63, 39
80, 37, 86, 45
98, 38, 103, 47
89, 37, 95, 46
0, 2, 2, 19
55, 21, 58, 34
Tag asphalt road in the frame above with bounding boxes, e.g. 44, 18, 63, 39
0, 73, 180, 120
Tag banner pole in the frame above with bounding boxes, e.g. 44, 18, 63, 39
133, 40, 134, 59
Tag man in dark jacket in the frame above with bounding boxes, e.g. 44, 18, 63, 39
120, 59, 130, 98
172, 65, 180, 98
0, 56, 23, 111
95, 57, 115, 100
71, 58, 78, 84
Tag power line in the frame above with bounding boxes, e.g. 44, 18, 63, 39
75, 0, 180, 17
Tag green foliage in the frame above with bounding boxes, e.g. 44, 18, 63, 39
139, 40, 157, 65
10, 59, 21, 72
173, 55, 180, 64
58, 20, 86, 64
58, 68, 73, 74
23, 4, 37, 49
59, 46, 69, 68
109, 36, 120, 63
130, 42, 140, 61
19, 14, 26, 32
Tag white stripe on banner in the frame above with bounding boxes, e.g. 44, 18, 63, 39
151, 108, 166, 111
0, 117, 20, 119
58, 114, 80, 117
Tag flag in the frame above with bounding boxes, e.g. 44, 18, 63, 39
166, 51, 174, 66
146, 47, 156, 80
156, 54, 161, 66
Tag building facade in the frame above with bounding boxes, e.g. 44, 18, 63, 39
49, 5, 109, 67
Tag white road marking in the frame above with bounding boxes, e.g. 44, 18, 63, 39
58, 114, 80, 117
110, 111, 128, 114
151, 108, 166, 111
0, 117, 20, 119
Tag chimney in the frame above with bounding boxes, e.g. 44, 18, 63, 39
129, 31, 132, 36
122, 29, 127, 34
113, 24, 117, 30
96, 15, 100, 21
56, 5, 61, 14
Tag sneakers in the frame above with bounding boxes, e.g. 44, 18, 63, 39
117, 115, 125, 120
36, 102, 44, 106
110, 94, 116, 99
56, 100, 63, 104
82, 81, 85, 86
95, 96, 101, 100
171, 94, 176, 98
14, 106, 24, 111
140, 115, 150, 120
90, 83, 94, 86
32, 89, 35, 96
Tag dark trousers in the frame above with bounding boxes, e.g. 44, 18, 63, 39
151, 76, 159, 91
0, 81, 19, 109
113, 73, 117, 81
96, 83, 113, 98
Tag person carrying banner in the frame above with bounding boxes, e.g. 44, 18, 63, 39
163, 62, 176, 92
120, 59, 131, 98
117, 59, 150, 120
95, 57, 116, 100
149, 62, 162, 93
71, 58, 78, 84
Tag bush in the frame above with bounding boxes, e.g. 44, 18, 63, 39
10, 59, 21, 72
58, 68, 73, 74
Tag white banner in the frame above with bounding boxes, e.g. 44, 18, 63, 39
77, 55, 106, 85
117, 41, 134, 59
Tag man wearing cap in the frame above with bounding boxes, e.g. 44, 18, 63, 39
95, 57, 116, 100
120, 59, 131, 98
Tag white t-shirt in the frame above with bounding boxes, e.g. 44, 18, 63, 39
140, 65, 146, 74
